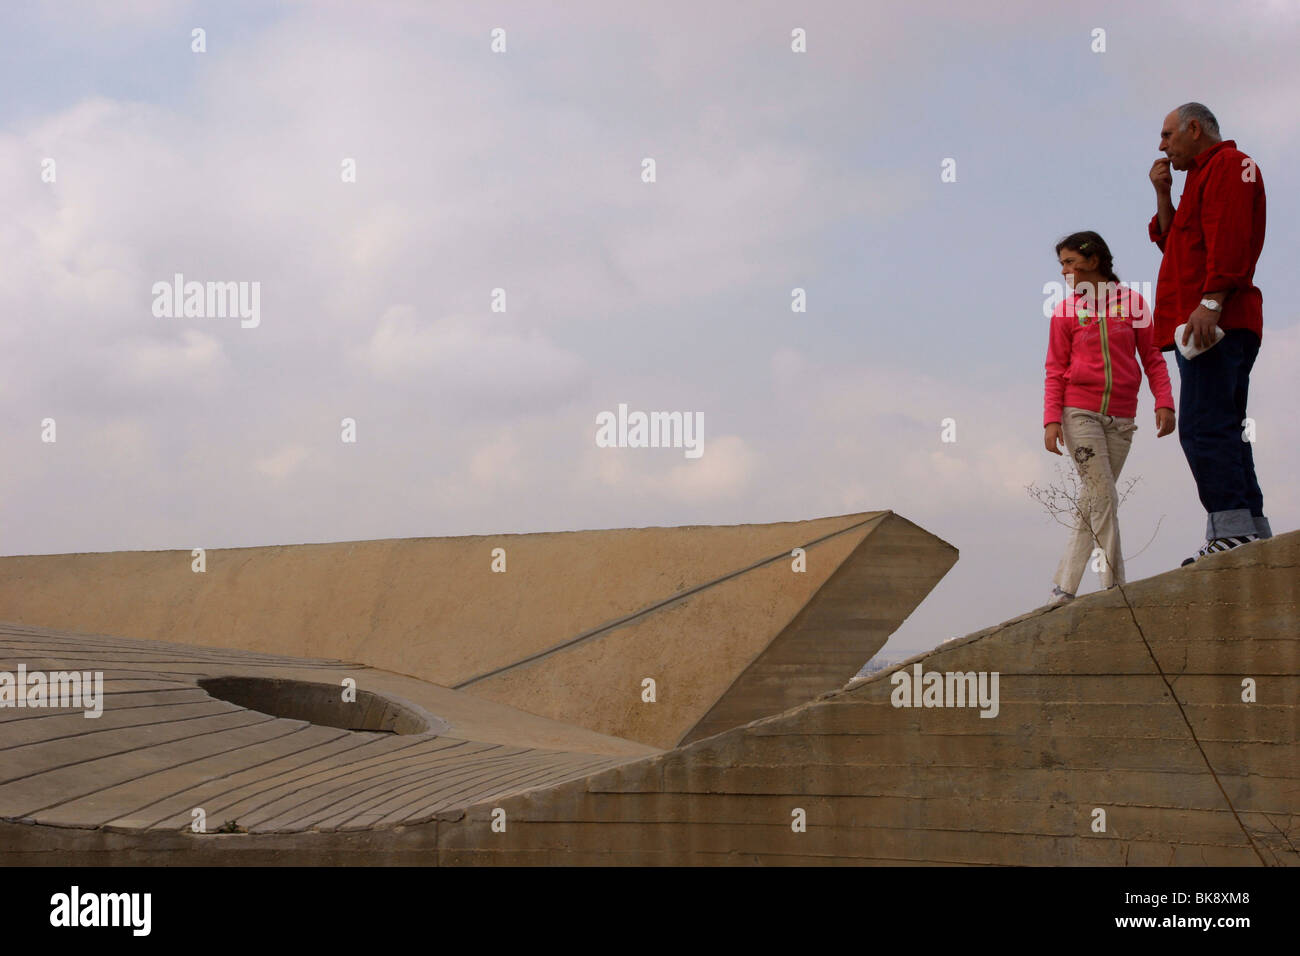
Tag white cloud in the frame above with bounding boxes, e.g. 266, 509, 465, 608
664, 435, 756, 501
112, 330, 228, 388
770, 348, 809, 387
582, 431, 755, 502
356, 305, 588, 407
468, 430, 522, 486
254, 444, 310, 480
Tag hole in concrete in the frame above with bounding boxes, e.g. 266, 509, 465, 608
198, 677, 448, 736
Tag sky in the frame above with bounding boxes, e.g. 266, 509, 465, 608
2, 0, 1297, 663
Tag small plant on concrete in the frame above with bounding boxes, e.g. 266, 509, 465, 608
1025, 463, 1160, 564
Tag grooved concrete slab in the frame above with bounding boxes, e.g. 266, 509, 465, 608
0, 512, 956, 747
0, 624, 654, 835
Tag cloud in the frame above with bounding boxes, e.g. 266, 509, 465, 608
767, 348, 1056, 514
584, 432, 755, 502
1, 0, 1296, 666
468, 430, 522, 486
664, 435, 756, 500
356, 305, 588, 410
111, 330, 228, 388
254, 444, 310, 480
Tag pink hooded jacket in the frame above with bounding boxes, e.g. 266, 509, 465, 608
1043, 285, 1174, 427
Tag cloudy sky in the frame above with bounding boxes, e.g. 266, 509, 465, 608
2, 0, 1296, 661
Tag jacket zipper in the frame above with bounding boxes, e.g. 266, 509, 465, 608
1098, 311, 1113, 414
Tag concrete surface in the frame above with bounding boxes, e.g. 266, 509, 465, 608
682, 511, 957, 744
435, 530, 1300, 865
0, 622, 653, 841
2, 524, 1294, 866
0, 512, 956, 747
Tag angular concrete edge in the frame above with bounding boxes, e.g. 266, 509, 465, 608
680, 511, 958, 746
458, 513, 898, 747
0, 512, 892, 749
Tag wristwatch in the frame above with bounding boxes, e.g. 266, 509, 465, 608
1200, 298, 1222, 312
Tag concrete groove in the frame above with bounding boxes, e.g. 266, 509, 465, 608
0, 693, 212, 727
2, 714, 283, 816
451, 513, 885, 689
215, 738, 471, 829
306, 750, 562, 830
153, 736, 457, 822
138, 733, 376, 830
0, 711, 275, 784
0, 702, 239, 750
376, 752, 604, 821
384, 757, 613, 826
97, 725, 348, 828
27, 722, 318, 822
257, 743, 516, 831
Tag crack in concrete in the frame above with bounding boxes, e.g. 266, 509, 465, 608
1263, 813, 1298, 856
1113, 582, 1271, 866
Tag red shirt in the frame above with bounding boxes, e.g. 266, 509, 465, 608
1043, 286, 1175, 427
1148, 139, 1265, 350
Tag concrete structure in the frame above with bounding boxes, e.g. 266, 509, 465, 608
1, 515, 1296, 866
0, 624, 650, 851
0, 511, 955, 748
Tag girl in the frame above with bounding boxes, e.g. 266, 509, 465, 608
1043, 231, 1176, 603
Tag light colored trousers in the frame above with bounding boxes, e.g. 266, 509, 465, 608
1053, 406, 1137, 593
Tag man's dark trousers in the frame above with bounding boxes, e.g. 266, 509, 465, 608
1175, 328, 1271, 540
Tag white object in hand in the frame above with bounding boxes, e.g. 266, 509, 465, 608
1174, 322, 1225, 360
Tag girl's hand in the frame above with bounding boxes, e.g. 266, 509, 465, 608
1044, 423, 1064, 454
1155, 407, 1176, 436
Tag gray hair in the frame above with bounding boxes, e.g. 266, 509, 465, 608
1176, 102, 1221, 140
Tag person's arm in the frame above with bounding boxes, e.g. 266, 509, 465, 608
1183, 152, 1261, 349
1043, 309, 1070, 453
1132, 292, 1176, 436
1201, 152, 1260, 298
1149, 158, 1175, 250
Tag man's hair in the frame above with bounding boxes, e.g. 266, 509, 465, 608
1176, 102, 1221, 140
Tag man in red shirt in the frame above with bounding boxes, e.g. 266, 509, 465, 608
1148, 103, 1270, 564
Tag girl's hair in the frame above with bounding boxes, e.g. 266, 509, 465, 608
1055, 230, 1120, 283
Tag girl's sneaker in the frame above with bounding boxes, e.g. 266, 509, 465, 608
1048, 586, 1074, 605
1180, 534, 1259, 567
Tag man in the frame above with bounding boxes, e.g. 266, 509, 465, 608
1148, 103, 1269, 565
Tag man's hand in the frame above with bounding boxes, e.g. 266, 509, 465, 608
1150, 157, 1172, 194
1181, 303, 1221, 350
1155, 407, 1176, 437
1044, 423, 1064, 455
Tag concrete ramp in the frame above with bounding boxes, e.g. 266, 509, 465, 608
436, 529, 1300, 866
0, 512, 957, 748
3, 528, 1293, 865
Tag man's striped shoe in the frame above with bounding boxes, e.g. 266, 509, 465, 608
1180, 534, 1259, 567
